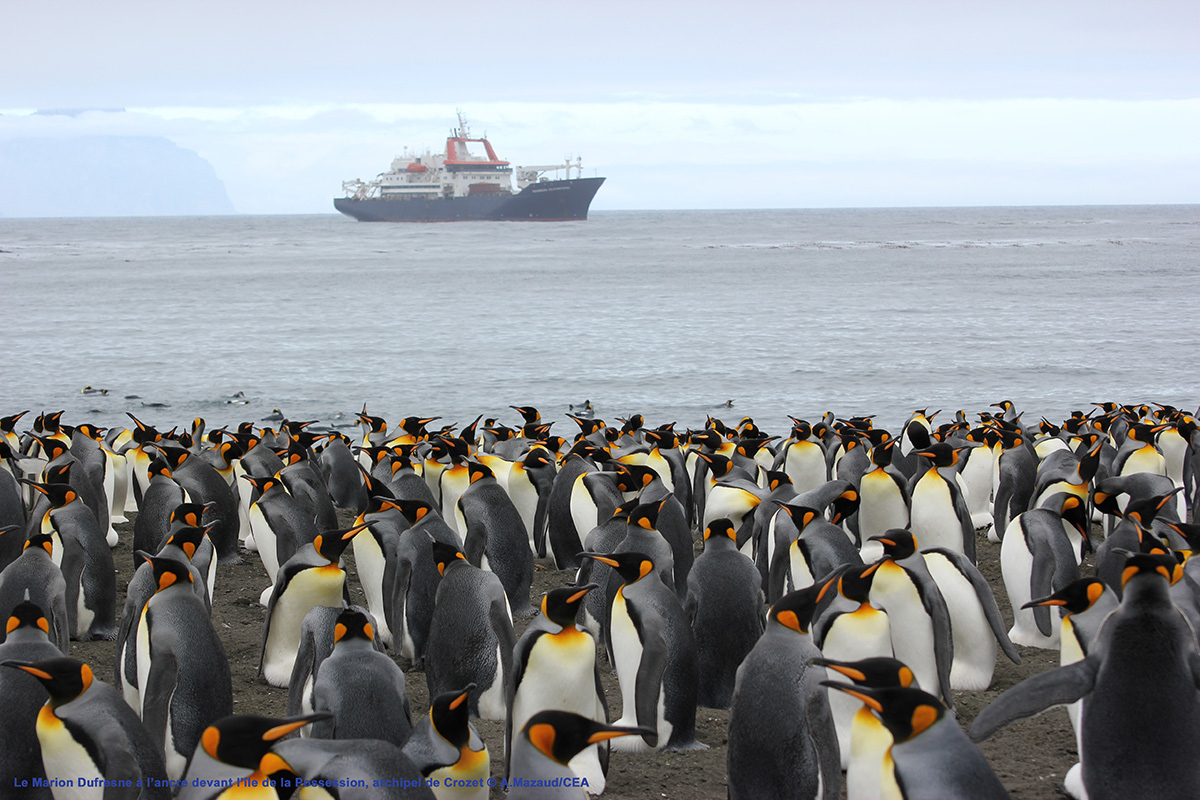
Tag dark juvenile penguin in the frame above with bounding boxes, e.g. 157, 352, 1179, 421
582, 550, 704, 752
685, 519, 765, 709
727, 585, 842, 800
0, 531, 70, 653
1, 656, 170, 798
0, 601, 65, 799
308, 607, 412, 746
508, 711, 651, 800
423, 540, 516, 720
507, 584, 609, 791
135, 556, 233, 780
458, 460, 535, 617
972, 552, 1200, 800
827, 683, 1010, 800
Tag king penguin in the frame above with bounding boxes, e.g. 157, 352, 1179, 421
727, 585, 841, 800
457, 460, 535, 617
908, 442, 976, 561
402, 685, 490, 800
972, 552, 1200, 800
0, 532, 70, 653
581, 550, 705, 752
0, 600, 66, 799
826, 682, 1010, 799
423, 539, 516, 720
135, 555, 233, 780
507, 584, 609, 793
508, 711, 650, 800
1, 656, 171, 797
259, 522, 371, 688
685, 519, 765, 710
177, 713, 328, 800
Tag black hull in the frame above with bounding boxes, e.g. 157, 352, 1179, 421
334, 177, 605, 222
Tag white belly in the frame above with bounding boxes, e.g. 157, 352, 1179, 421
262, 567, 346, 687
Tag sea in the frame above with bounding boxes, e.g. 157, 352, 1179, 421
2, 206, 1198, 440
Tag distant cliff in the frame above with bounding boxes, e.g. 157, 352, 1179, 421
0, 135, 236, 217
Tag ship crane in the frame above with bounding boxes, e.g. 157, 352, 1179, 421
515, 157, 584, 189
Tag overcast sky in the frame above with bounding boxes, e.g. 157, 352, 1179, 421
2, 0, 1198, 213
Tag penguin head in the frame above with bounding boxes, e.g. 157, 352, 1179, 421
466, 461, 494, 484
775, 502, 822, 532
688, 429, 722, 452
695, 452, 733, 477
1023, 577, 1112, 615
703, 519, 737, 544
73, 423, 105, 441
0, 410, 28, 433
143, 554, 195, 593
1120, 551, 1183, 594
23, 532, 55, 558
788, 418, 813, 441
644, 428, 679, 450
6, 600, 53, 638
522, 710, 652, 765
510, 405, 541, 425
540, 584, 597, 629
429, 684, 476, 748
399, 416, 441, 439
869, 438, 898, 467
199, 713, 329, 769
1043, 493, 1090, 548
31, 435, 70, 463
240, 473, 281, 496
333, 608, 375, 644
1123, 487, 1184, 529
767, 584, 822, 635
613, 464, 658, 493
822, 684, 946, 743
1, 657, 96, 706
829, 487, 860, 525
356, 408, 388, 434
822, 563, 878, 605
169, 501, 210, 531
627, 502, 661, 532
430, 540, 468, 576
312, 521, 372, 564
811, 655, 917, 690
20, 479, 78, 509
522, 446, 554, 471
913, 442, 958, 467
764, 470, 792, 492
391, 498, 437, 525
869, 530, 918, 560
734, 436, 775, 460
580, 551, 655, 586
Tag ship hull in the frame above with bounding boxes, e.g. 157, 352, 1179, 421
334, 177, 605, 222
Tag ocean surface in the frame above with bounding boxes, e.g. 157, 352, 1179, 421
2, 206, 1198, 439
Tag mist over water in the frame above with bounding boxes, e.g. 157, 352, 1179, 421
3, 206, 1197, 437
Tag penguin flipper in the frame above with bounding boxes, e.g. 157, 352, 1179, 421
632, 618, 668, 749
805, 671, 843, 800
969, 657, 1096, 742
52, 588, 71, 654
1029, 536, 1057, 638
287, 622, 319, 717
532, 483, 551, 558
906, 558, 956, 708
929, 547, 1021, 665
141, 635, 179, 757
951, 483, 976, 563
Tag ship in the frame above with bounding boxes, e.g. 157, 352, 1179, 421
334, 112, 605, 222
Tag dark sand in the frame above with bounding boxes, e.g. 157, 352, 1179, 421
72, 516, 1076, 799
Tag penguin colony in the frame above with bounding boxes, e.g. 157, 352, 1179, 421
0, 401, 1198, 799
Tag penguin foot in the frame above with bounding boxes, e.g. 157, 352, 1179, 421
663, 738, 709, 752
217, 552, 244, 566
511, 603, 538, 619
82, 624, 119, 642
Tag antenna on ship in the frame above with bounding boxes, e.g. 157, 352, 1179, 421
455, 109, 469, 138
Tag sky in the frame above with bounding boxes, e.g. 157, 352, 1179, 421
2, 0, 1198, 213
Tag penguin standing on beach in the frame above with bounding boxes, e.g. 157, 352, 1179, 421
457, 460, 535, 617
1, 656, 171, 798
135, 556, 233, 780
727, 585, 841, 800
0, 531, 70, 653
260, 522, 371, 688
402, 685, 490, 800
908, 442, 975, 560
508, 711, 651, 800
23, 478, 117, 641
424, 539, 516, 720
686, 519, 765, 709
581, 550, 704, 752
0, 601, 63, 798
507, 584, 609, 792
